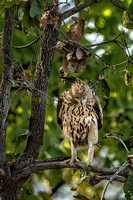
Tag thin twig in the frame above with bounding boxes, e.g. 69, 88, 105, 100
26, 40, 38, 78
32, 26, 40, 37
112, 60, 128, 67
57, 37, 123, 78
10, 77, 58, 103
57, 30, 132, 76
5, 49, 57, 103
110, 0, 127, 10
122, 31, 133, 60
101, 160, 130, 200
86, 32, 123, 47
55, 26, 69, 41
12, 34, 42, 49
105, 133, 129, 154
4, 53, 25, 75
61, 0, 101, 20
85, 174, 127, 186
32, 86, 58, 102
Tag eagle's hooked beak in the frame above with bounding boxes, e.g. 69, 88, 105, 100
80, 96, 87, 104
80, 97, 84, 104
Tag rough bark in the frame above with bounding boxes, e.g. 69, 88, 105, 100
25, 24, 61, 159
11, 157, 129, 182
0, 4, 62, 200
14, 14, 62, 164
0, 7, 16, 200
0, 8, 14, 171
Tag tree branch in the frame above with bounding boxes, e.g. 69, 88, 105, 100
0, 8, 14, 169
11, 157, 129, 182
61, 0, 101, 20
105, 133, 129, 154
85, 174, 127, 186
12, 34, 42, 49
101, 160, 130, 200
110, 0, 127, 10
57, 37, 123, 77
86, 32, 123, 47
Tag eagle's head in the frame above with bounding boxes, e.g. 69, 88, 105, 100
59, 76, 92, 103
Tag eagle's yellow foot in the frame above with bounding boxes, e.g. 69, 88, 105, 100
87, 161, 93, 166
70, 158, 79, 166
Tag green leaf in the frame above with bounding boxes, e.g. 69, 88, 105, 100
129, 137, 133, 147
124, 70, 133, 87
123, 175, 133, 200
4, 0, 14, 8
73, 194, 90, 200
23, 2, 35, 28
83, 166, 91, 173
71, 173, 89, 191
14, 130, 31, 150
21, 0, 41, 28
82, 0, 90, 4
74, 0, 81, 6
128, 1, 133, 20
123, 10, 133, 29
111, 0, 129, 9
0, 0, 5, 4
38, 192, 54, 200
6, 153, 21, 163
71, 186, 77, 191
30, 0, 40, 18
18, 7, 24, 21
44, 0, 53, 4
23, 2, 32, 27
6, 153, 15, 163
0, 21, 4, 34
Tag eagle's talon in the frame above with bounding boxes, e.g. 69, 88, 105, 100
70, 158, 79, 166
87, 163, 92, 167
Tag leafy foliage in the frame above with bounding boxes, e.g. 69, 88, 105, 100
123, 175, 133, 200
0, 0, 133, 199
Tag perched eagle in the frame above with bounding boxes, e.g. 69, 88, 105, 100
57, 77, 103, 164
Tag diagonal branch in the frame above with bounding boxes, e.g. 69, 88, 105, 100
101, 160, 130, 200
61, 0, 101, 20
85, 175, 127, 186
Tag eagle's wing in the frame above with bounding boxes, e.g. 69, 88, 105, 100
92, 92, 103, 130
57, 89, 69, 130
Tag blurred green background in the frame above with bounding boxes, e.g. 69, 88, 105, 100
0, 0, 133, 199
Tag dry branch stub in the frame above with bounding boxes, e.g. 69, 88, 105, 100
40, 10, 61, 28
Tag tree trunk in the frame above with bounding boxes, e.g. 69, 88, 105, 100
20, 23, 61, 160
0, 7, 61, 200
0, 8, 14, 169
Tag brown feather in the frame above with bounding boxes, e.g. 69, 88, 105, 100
57, 77, 103, 164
